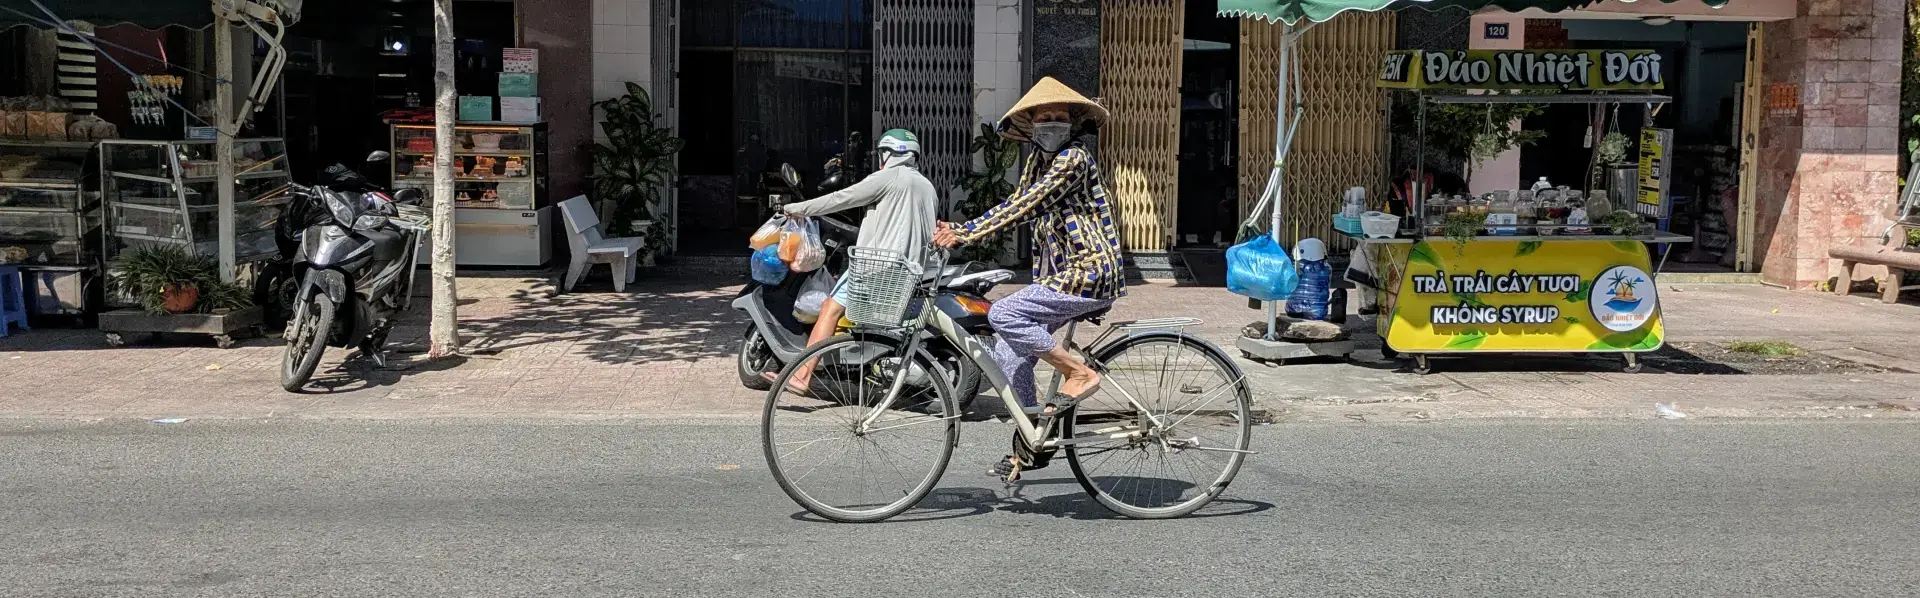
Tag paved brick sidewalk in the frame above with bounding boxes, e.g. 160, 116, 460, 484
1, 271, 1916, 422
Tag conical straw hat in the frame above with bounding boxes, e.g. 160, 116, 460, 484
995, 76, 1110, 141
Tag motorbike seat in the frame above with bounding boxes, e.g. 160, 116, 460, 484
362, 227, 407, 261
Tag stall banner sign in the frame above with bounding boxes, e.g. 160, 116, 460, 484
1636, 127, 1673, 216
1374, 239, 1664, 353
1377, 50, 1665, 91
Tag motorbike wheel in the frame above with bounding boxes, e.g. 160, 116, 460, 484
280, 296, 336, 392
737, 328, 780, 391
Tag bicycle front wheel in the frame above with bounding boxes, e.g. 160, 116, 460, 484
1065, 332, 1252, 519
761, 332, 959, 523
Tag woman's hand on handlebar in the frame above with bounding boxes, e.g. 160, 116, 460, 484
933, 223, 963, 249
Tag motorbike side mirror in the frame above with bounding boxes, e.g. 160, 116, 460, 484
779, 163, 802, 190
366, 151, 392, 163
393, 188, 425, 205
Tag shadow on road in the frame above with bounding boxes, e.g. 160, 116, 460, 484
788, 478, 1273, 524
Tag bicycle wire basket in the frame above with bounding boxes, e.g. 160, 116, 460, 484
841, 246, 922, 328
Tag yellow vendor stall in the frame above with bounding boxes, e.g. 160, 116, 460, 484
1359, 49, 1692, 374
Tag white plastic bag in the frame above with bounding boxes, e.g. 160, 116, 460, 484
788, 218, 826, 273
795, 271, 836, 318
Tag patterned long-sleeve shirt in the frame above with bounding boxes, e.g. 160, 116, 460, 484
954, 144, 1126, 300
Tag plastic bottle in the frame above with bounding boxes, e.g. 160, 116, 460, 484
1286, 239, 1333, 321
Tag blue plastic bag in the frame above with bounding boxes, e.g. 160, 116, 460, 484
1226, 235, 1299, 302
750, 245, 789, 285
1287, 259, 1332, 320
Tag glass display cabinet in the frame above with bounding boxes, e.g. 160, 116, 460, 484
389, 122, 551, 266
0, 140, 102, 315
99, 138, 292, 263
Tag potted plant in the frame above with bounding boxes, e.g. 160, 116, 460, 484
108, 246, 252, 315
590, 82, 685, 266
954, 123, 1022, 265
1393, 94, 1547, 182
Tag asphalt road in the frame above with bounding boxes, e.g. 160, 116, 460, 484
5, 418, 1919, 597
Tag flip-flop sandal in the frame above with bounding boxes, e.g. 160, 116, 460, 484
761, 372, 814, 398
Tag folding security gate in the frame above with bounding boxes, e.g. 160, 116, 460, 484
873, 0, 975, 210
1238, 11, 1395, 251
1099, 0, 1183, 252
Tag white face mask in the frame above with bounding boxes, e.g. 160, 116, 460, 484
1031, 122, 1072, 152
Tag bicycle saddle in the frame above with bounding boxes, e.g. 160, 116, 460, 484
1074, 306, 1112, 325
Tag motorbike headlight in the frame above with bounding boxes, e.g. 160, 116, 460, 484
324, 192, 358, 226
352, 214, 389, 231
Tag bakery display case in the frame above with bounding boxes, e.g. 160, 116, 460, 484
99, 138, 292, 263
0, 140, 101, 315
389, 122, 551, 266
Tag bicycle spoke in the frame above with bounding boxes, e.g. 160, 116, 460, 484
1067, 335, 1249, 518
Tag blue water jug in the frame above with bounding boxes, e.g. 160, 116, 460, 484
1287, 259, 1332, 320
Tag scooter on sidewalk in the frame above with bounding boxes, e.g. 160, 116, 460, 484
731, 164, 1011, 410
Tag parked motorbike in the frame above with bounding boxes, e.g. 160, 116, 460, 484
732, 164, 1011, 410
279, 151, 429, 391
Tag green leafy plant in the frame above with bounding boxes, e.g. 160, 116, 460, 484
1596, 131, 1632, 166
1905, 227, 1920, 249
1441, 211, 1486, 254
1392, 95, 1547, 178
590, 82, 684, 260
108, 246, 252, 315
954, 123, 1021, 264
1599, 209, 1649, 237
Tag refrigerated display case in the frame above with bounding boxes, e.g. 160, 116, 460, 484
389, 122, 551, 266
0, 140, 101, 315
99, 138, 292, 263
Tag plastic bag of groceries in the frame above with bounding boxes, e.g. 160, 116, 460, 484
1225, 234, 1299, 302
788, 218, 826, 273
794, 271, 836, 321
750, 244, 789, 285
748, 214, 786, 250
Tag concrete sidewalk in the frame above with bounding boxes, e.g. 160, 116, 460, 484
1, 272, 1916, 422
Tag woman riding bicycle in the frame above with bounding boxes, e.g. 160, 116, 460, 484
934, 77, 1123, 417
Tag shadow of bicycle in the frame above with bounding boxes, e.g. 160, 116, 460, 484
788, 477, 1273, 524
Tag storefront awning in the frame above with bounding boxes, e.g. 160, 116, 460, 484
1219, 0, 1731, 25
0, 0, 214, 30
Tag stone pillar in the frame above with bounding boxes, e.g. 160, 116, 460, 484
518, 0, 596, 201
1753, 0, 1905, 289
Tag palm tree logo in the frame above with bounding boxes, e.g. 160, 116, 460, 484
1604, 270, 1643, 308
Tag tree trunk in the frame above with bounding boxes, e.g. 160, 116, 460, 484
428, 0, 460, 358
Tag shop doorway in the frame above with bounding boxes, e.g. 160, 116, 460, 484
1176, 0, 1239, 249
1521, 19, 1752, 273
677, 0, 874, 257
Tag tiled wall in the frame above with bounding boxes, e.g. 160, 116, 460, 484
1754, 0, 1905, 288
592, 0, 654, 108
973, 0, 1025, 128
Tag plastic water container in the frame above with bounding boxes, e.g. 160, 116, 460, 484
1287, 259, 1332, 321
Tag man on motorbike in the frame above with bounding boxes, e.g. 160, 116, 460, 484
934, 77, 1122, 419
771, 129, 940, 394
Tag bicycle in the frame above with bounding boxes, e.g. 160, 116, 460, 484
761, 246, 1254, 522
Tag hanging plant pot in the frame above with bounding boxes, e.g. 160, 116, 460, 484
161, 283, 200, 314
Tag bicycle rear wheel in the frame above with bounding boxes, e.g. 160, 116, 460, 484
1065, 332, 1252, 519
761, 332, 959, 523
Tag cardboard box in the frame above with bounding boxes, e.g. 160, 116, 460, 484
497, 73, 538, 98
458, 96, 494, 121
503, 48, 539, 73
499, 97, 541, 123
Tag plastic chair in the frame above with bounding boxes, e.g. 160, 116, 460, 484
557, 195, 644, 292
0, 265, 29, 338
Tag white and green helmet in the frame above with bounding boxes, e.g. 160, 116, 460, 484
877, 128, 921, 155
